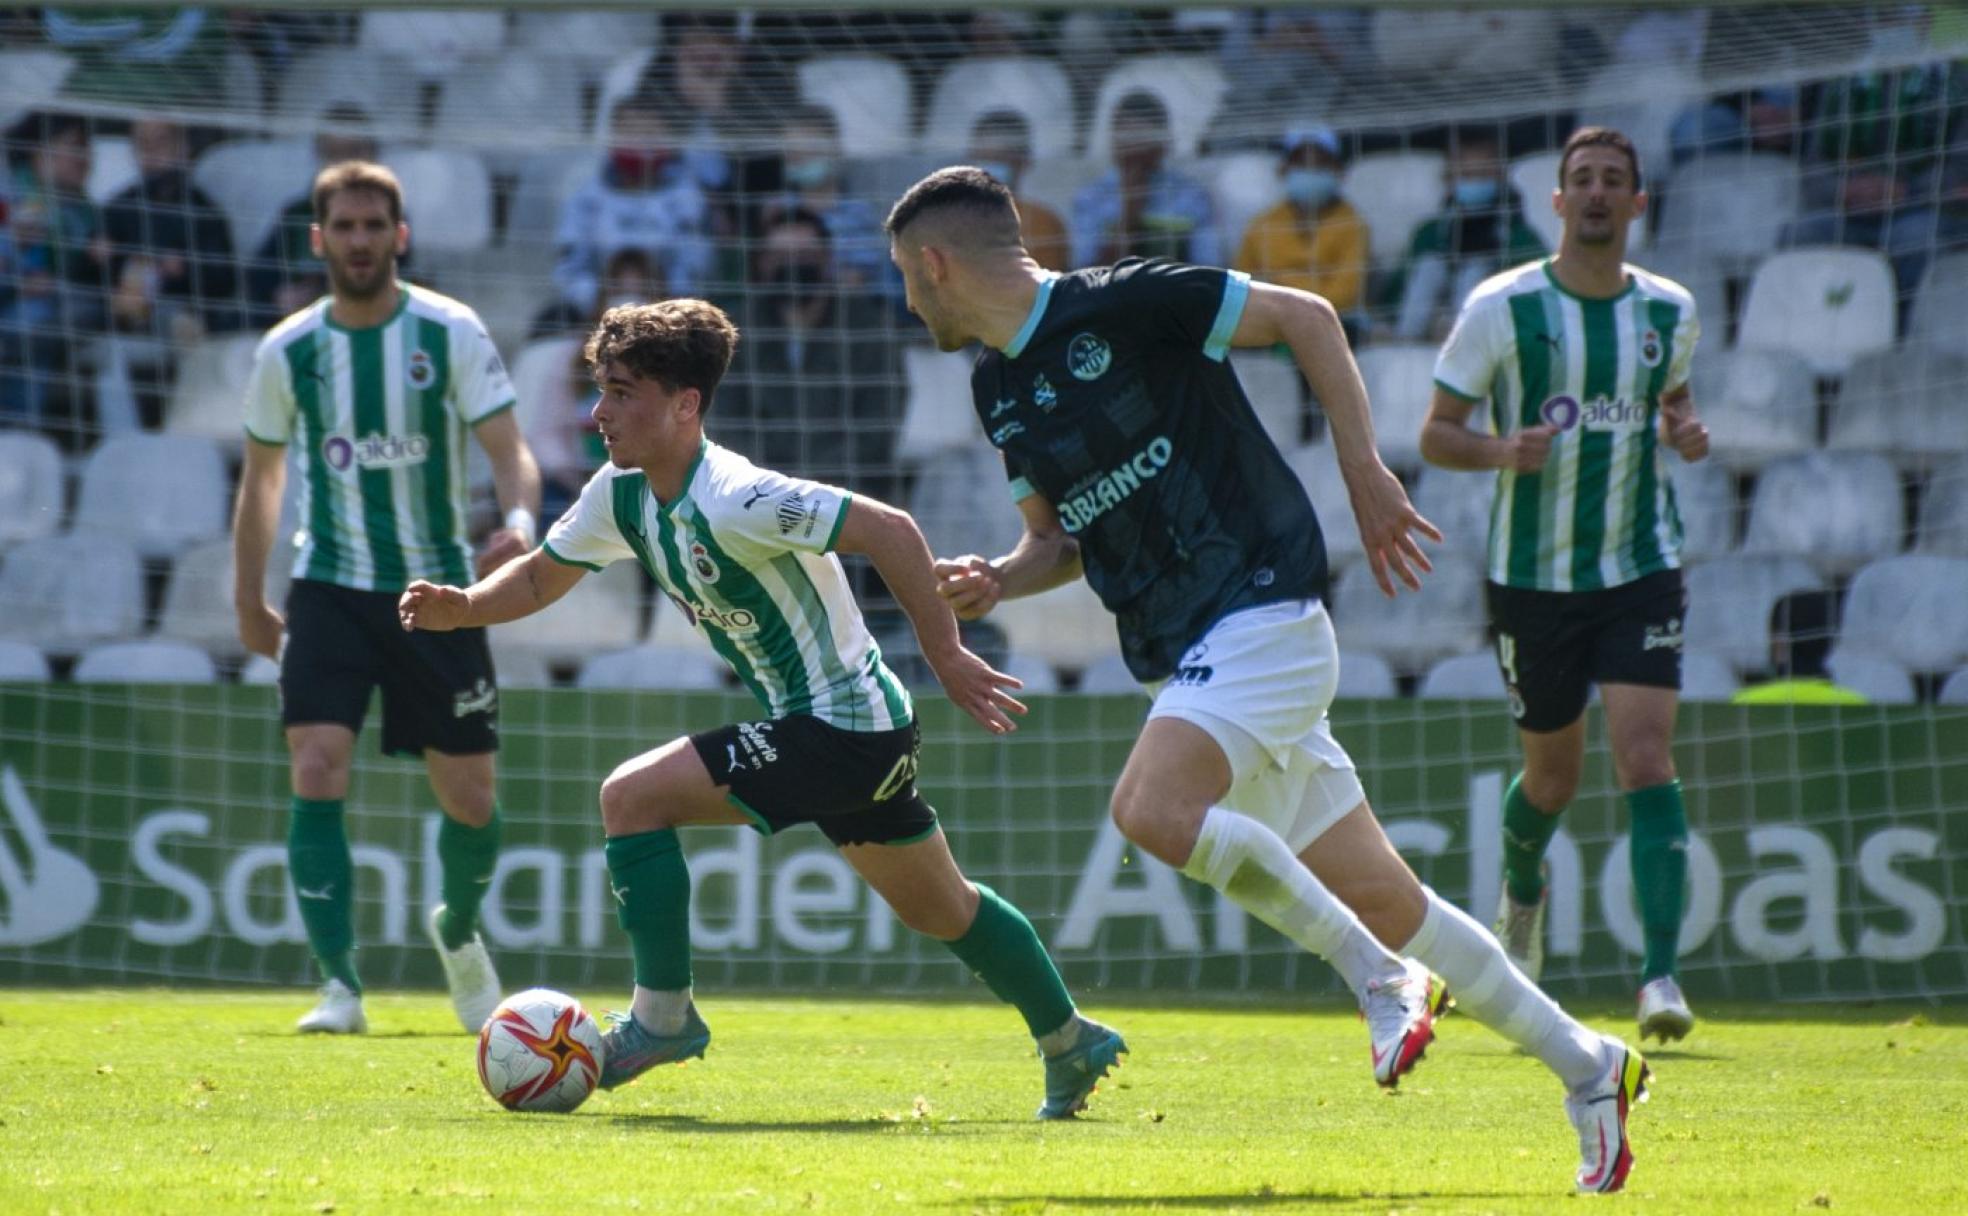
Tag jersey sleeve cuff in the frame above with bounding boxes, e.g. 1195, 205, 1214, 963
470, 399, 518, 425
1203, 270, 1252, 362
542, 541, 604, 572
1008, 476, 1036, 503
822, 492, 852, 552
1433, 377, 1484, 403
243, 425, 287, 447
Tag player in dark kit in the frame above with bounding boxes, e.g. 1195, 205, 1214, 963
886, 167, 1653, 1194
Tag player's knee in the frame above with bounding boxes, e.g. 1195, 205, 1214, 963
290, 748, 349, 800
1520, 766, 1579, 812
1615, 744, 1676, 792
1108, 784, 1199, 868
437, 781, 495, 826
598, 767, 660, 835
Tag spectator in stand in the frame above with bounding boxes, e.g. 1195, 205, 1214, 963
246, 106, 379, 328
764, 106, 889, 291
546, 100, 712, 336
634, 12, 782, 201
1388, 127, 1548, 341
966, 110, 1069, 271
1732, 591, 1869, 706
0, 111, 108, 443
1211, 9, 1371, 146
1232, 125, 1370, 323
1071, 91, 1219, 268
532, 249, 660, 516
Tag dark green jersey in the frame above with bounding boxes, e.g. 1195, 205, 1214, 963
972, 258, 1329, 681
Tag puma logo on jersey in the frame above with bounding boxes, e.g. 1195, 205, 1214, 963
742, 482, 772, 510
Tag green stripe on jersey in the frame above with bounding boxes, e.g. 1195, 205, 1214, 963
682, 509, 813, 718
1570, 298, 1619, 591
1505, 292, 1553, 588
415, 315, 466, 585
1631, 296, 1685, 578
287, 331, 342, 584
350, 326, 408, 588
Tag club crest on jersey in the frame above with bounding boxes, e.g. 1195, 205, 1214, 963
1640, 329, 1664, 368
406, 349, 436, 390
1067, 333, 1112, 381
1033, 374, 1058, 410
689, 542, 720, 583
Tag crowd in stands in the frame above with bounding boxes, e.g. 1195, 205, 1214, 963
2, 6, 1967, 700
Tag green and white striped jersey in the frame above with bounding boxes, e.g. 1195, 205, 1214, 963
543, 441, 914, 732
1434, 258, 1701, 593
243, 285, 517, 592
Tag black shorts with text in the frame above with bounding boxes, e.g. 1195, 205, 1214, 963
690, 716, 937, 847
1485, 568, 1685, 733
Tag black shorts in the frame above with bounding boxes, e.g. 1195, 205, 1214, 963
280, 578, 499, 758
1485, 568, 1686, 734
689, 716, 937, 847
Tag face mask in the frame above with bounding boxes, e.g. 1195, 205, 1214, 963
610, 148, 672, 185
1452, 178, 1500, 209
1283, 168, 1339, 209
785, 158, 835, 191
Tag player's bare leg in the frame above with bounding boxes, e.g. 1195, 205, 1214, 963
843, 831, 1126, 1119
1603, 684, 1695, 1043
423, 750, 503, 1033
287, 724, 367, 1033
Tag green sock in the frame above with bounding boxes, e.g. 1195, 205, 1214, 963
1629, 780, 1688, 982
1502, 773, 1564, 906
605, 829, 693, 991
436, 805, 503, 949
288, 796, 360, 994
942, 883, 1076, 1039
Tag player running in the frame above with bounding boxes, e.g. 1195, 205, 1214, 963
1420, 127, 1708, 1044
886, 166, 1649, 1192
233, 160, 542, 1036
398, 298, 1126, 1120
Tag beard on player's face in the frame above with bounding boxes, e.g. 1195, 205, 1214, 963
325, 250, 395, 300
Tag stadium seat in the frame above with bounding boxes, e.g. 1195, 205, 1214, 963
1738, 248, 1896, 376
73, 640, 218, 685
431, 52, 587, 175
1343, 151, 1448, 269
895, 346, 980, 463
1510, 152, 1647, 255
1329, 554, 1485, 676
1353, 343, 1439, 471
86, 135, 139, 204
796, 55, 913, 157
505, 151, 600, 249
576, 643, 727, 691
1909, 252, 1968, 360
1370, 9, 1561, 83
1837, 554, 1968, 675
1652, 153, 1800, 273
1680, 651, 1741, 702
1690, 346, 1817, 472
273, 49, 421, 128
74, 434, 229, 562
1283, 442, 1364, 575
508, 336, 584, 461
491, 557, 642, 665
164, 332, 260, 443
1917, 458, 1968, 557
1665, 454, 1738, 563
0, 640, 50, 682
1335, 649, 1398, 700
1937, 668, 1968, 706
0, 49, 73, 132
1828, 350, 1968, 469
1087, 56, 1227, 162
1229, 348, 1303, 451
1205, 151, 1285, 267
1075, 651, 1139, 695
1682, 556, 1823, 673
590, 46, 659, 138
510, 11, 659, 82
999, 650, 1062, 696
991, 578, 1118, 675
0, 535, 145, 654
192, 139, 318, 256
1018, 156, 1105, 228
1742, 451, 1904, 576
157, 540, 290, 661
1418, 650, 1504, 699
359, 10, 508, 80
907, 447, 1026, 565
1824, 651, 1917, 705
0, 432, 65, 551
1411, 464, 1497, 565
1576, 63, 1702, 189
487, 643, 553, 688
239, 653, 279, 685
380, 146, 493, 254
923, 57, 1076, 158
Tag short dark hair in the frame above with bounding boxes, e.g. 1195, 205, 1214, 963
1114, 91, 1169, 129
584, 298, 739, 415
971, 109, 1032, 145
884, 166, 1022, 248
29, 110, 90, 147
1558, 125, 1642, 190
312, 160, 403, 224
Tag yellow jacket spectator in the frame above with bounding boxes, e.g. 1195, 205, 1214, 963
1233, 125, 1370, 311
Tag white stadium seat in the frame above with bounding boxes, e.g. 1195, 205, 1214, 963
1679, 651, 1740, 702
382, 146, 493, 254
1837, 554, 1968, 675
1823, 652, 1916, 705
591, 46, 659, 138
907, 447, 1026, 566
1284, 442, 1364, 575
73, 640, 218, 685
359, 10, 508, 79
999, 651, 1062, 696
1937, 668, 1968, 706
511, 12, 658, 81
577, 644, 727, 691
487, 643, 553, 688
1419, 650, 1504, 699
164, 332, 260, 443
0, 640, 50, 682
192, 139, 318, 256
1371, 8, 1561, 82
1916, 458, 1968, 557
1742, 451, 1904, 576
1682, 556, 1822, 673
1510, 151, 1647, 256
1738, 248, 1896, 376
797, 55, 913, 157
1229, 349, 1303, 451
1087, 56, 1227, 162
1653, 153, 1799, 273
1665, 455, 1737, 562
1828, 350, 1968, 469
0, 535, 145, 654
508, 336, 586, 464
923, 57, 1076, 158
1074, 651, 1139, 695
157, 540, 290, 661
1411, 464, 1497, 565
74, 434, 230, 562
1909, 252, 1968, 359
991, 578, 1117, 675
1335, 650, 1398, 700
1343, 151, 1448, 269
1690, 346, 1817, 473
0, 49, 73, 132
895, 346, 981, 463
86, 135, 139, 204
274, 49, 421, 129
1329, 554, 1485, 676
1353, 343, 1441, 471
431, 52, 587, 173
491, 558, 642, 665
0, 431, 65, 551
1206, 151, 1285, 268
239, 653, 280, 685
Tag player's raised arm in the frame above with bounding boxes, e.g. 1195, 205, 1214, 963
399, 546, 583, 633
1231, 280, 1441, 596
933, 492, 1083, 622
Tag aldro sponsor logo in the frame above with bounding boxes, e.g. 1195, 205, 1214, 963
665, 590, 757, 634
1057, 436, 1173, 533
323, 432, 431, 472
1538, 394, 1646, 433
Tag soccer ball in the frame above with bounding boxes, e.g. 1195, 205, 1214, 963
475, 988, 604, 1113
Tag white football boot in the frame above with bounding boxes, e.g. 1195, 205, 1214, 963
1565, 1036, 1651, 1194
1636, 975, 1696, 1043
427, 904, 503, 1033
1362, 961, 1437, 1088
296, 978, 367, 1034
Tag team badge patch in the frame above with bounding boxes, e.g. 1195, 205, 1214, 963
407, 349, 436, 389
689, 542, 720, 584
1067, 333, 1112, 381
1639, 329, 1663, 368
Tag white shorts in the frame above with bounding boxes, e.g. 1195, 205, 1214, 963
1145, 599, 1366, 854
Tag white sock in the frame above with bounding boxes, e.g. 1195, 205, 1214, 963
1399, 887, 1604, 1090
1181, 806, 1405, 994
631, 985, 693, 1035
1036, 1015, 1083, 1058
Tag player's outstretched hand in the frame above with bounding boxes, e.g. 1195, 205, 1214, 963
1659, 397, 1710, 462
476, 527, 531, 579
933, 554, 1003, 621
1348, 461, 1443, 597
398, 580, 471, 633
236, 599, 284, 660
926, 642, 1028, 735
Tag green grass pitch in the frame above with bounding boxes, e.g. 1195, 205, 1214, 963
2, 990, 1963, 1214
